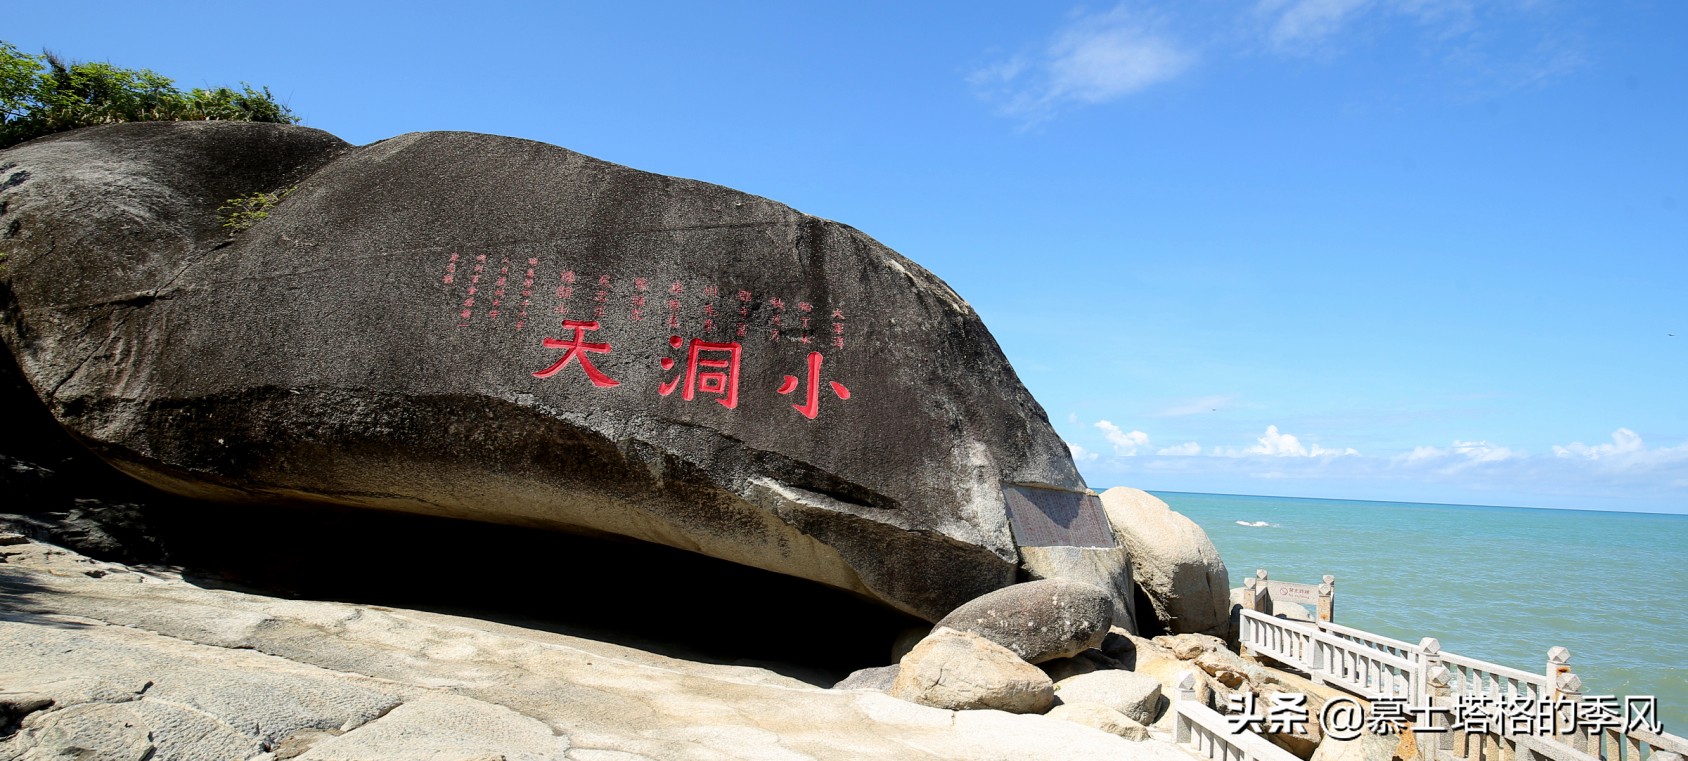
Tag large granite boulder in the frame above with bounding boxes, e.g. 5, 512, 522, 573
934, 579, 1113, 664
1046, 702, 1151, 741
1100, 487, 1231, 636
0, 121, 1095, 621
890, 628, 1055, 713
1051, 670, 1164, 725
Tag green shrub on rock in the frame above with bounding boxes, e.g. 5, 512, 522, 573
0, 40, 296, 150
219, 186, 294, 232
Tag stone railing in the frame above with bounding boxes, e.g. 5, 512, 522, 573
1171, 671, 1302, 761
1238, 608, 1416, 701
1235, 603, 1687, 761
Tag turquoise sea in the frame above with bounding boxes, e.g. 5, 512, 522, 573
1153, 491, 1688, 735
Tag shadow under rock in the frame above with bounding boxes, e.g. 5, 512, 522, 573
151, 501, 924, 687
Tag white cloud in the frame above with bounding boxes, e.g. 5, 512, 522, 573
1399, 439, 1519, 464
1253, 0, 1581, 91
1393, 438, 1521, 475
1157, 442, 1203, 456
1068, 441, 1100, 462
970, 4, 1194, 124
1258, 0, 1373, 49
1253, 424, 1310, 456
1552, 429, 1688, 470
1215, 425, 1359, 458
1256, 0, 1486, 50
1095, 420, 1152, 456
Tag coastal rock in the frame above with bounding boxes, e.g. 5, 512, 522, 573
1275, 604, 1315, 623
1047, 702, 1151, 741
1195, 649, 1264, 689
1308, 729, 1402, 761
833, 664, 900, 692
890, 625, 931, 662
933, 579, 1114, 664
1100, 487, 1231, 637
1052, 670, 1165, 725
1155, 632, 1226, 660
0, 121, 1090, 621
1261, 684, 1323, 759
1040, 654, 1101, 682
1018, 537, 1139, 634
1109, 633, 1227, 719
0, 534, 1195, 759
890, 628, 1055, 713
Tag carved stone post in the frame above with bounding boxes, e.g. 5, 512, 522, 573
1239, 577, 1258, 658
1427, 664, 1457, 761
1175, 670, 1198, 745
1317, 575, 1336, 623
1546, 648, 1576, 749
1416, 637, 1441, 705
1555, 672, 1585, 755
1546, 647, 1572, 690
1255, 569, 1271, 616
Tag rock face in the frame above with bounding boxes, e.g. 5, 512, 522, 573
890, 628, 1055, 714
1100, 487, 1231, 637
1046, 702, 1151, 741
0, 534, 1201, 760
1052, 670, 1165, 725
933, 579, 1113, 664
833, 664, 900, 692
0, 122, 1092, 621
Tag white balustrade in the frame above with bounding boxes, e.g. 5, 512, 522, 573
1233, 605, 1686, 761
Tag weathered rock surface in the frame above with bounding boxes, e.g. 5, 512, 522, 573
0, 534, 1197, 760
1100, 487, 1231, 637
1155, 632, 1227, 661
1308, 728, 1409, 761
0, 121, 1090, 622
1046, 702, 1151, 741
1052, 670, 1165, 725
1039, 653, 1101, 682
890, 628, 1055, 714
933, 579, 1113, 664
833, 664, 900, 692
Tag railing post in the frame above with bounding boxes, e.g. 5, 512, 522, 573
1240, 577, 1258, 658
1546, 647, 1577, 750
1546, 647, 1572, 696
1416, 637, 1441, 705
1317, 575, 1336, 623
1175, 670, 1198, 745
1256, 569, 1271, 616
1305, 628, 1327, 686
1554, 671, 1585, 755
1427, 664, 1457, 761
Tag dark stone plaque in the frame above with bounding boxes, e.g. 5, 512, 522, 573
1002, 484, 1116, 549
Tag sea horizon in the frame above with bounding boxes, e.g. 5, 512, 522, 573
1152, 490, 1688, 735
1141, 488, 1688, 519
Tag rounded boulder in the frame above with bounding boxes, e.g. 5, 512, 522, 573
889, 628, 1054, 714
934, 579, 1113, 664
1100, 487, 1231, 637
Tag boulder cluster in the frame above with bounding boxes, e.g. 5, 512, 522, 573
831, 577, 1203, 742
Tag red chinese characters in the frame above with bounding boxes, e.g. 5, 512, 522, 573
777, 351, 850, 419
659, 336, 742, 409
533, 320, 619, 388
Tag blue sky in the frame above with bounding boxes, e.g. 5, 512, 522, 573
8, 1, 1686, 513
